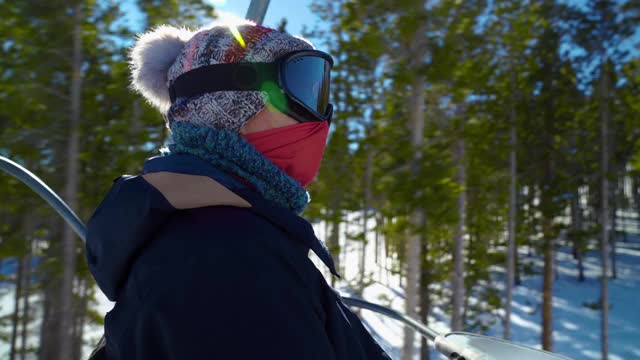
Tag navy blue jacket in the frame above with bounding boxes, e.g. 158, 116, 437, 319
86, 154, 391, 360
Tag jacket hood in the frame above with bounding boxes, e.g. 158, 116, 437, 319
86, 154, 338, 302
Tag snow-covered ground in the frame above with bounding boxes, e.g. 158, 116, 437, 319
1, 214, 638, 359
311, 214, 640, 360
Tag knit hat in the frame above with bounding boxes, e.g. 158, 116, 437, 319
129, 22, 315, 133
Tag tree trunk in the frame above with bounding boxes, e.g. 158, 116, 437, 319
377, 213, 384, 282
39, 213, 64, 360
540, 18, 556, 350
554, 240, 560, 281
127, 99, 143, 173
577, 245, 585, 282
375, 212, 380, 265
20, 253, 31, 360
462, 233, 474, 324
401, 72, 426, 360
73, 279, 90, 360
360, 147, 374, 294
610, 211, 617, 280
542, 207, 554, 351
323, 214, 328, 244
359, 211, 367, 295
515, 239, 522, 286
59, 4, 83, 359
610, 224, 617, 279
419, 238, 430, 360
599, 62, 610, 360
504, 95, 517, 340
328, 207, 341, 287
610, 179, 620, 280
9, 256, 24, 360
571, 193, 585, 282
20, 216, 34, 360
633, 176, 640, 217
39, 273, 61, 360
451, 137, 467, 331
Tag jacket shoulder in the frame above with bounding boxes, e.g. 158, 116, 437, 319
86, 175, 174, 301
131, 206, 321, 302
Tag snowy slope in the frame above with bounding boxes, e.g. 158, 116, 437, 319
310, 214, 640, 360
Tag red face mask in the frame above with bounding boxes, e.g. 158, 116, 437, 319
242, 121, 330, 187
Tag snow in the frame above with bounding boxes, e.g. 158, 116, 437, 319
310, 213, 640, 359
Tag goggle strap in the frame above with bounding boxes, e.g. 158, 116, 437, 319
169, 63, 279, 103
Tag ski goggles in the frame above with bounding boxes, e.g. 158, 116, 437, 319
169, 50, 334, 124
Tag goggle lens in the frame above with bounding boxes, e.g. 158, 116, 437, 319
282, 56, 331, 118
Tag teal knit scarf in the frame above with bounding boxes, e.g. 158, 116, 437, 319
167, 122, 309, 214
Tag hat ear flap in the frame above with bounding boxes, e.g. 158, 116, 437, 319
129, 25, 194, 112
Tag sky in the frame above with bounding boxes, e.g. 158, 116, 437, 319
210, 0, 320, 37
118, 0, 327, 50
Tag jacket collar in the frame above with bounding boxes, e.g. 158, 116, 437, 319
142, 154, 339, 277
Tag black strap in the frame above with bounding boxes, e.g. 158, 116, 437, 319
169, 63, 279, 103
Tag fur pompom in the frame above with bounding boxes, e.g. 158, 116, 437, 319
129, 25, 194, 112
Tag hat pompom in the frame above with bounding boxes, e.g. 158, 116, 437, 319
129, 25, 194, 112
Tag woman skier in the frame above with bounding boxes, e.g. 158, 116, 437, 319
85, 22, 391, 359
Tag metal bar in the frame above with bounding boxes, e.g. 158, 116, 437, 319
0, 156, 87, 242
342, 296, 441, 341
245, 0, 271, 25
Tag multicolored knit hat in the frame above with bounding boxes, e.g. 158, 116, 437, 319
129, 22, 315, 133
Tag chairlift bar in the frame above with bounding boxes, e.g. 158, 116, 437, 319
0, 156, 86, 242
245, 0, 271, 25
342, 296, 440, 341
